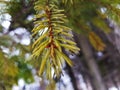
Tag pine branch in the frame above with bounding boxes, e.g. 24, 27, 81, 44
32, 0, 80, 81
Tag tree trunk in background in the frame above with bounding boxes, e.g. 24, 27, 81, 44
66, 64, 79, 90
73, 33, 107, 90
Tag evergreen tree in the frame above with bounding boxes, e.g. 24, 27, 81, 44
0, 0, 120, 90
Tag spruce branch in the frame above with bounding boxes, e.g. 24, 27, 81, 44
32, 0, 80, 80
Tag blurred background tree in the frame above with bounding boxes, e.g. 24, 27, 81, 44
0, 0, 120, 90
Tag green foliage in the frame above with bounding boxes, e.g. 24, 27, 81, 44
10, 56, 34, 84
31, 1, 120, 84
0, 35, 11, 46
62, 0, 120, 51
32, 0, 80, 80
0, 50, 19, 86
0, 0, 21, 16
32, 0, 120, 83
62, 0, 74, 4
0, 29, 33, 88
88, 32, 106, 51
1, 0, 120, 89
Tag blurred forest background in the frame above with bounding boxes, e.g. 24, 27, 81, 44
0, 0, 120, 90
